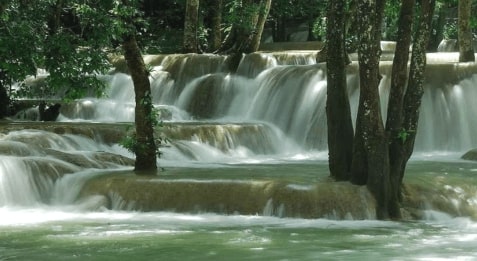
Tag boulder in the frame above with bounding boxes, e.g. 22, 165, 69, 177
461, 148, 477, 161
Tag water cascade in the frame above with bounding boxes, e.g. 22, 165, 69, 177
2, 51, 477, 260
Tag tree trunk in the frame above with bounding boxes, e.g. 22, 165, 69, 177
47, 0, 64, 35
429, 5, 446, 51
208, 0, 223, 51
385, 0, 415, 219
216, 0, 270, 54
458, 0, 475, 62
351, 0, 390, 220
275, 17, 287, 42
325, 0, 354, 181
0, 84, 9, 119
399, 0, 436, 191
215, 0, 269, 71
183, 0, 200, 53
249, 0, 271, 52
122, 34, 158, 173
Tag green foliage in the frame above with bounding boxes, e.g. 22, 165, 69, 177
383, 0, 400, 41
443, 19, 458, 39
312, 17, 327, 41
270, 0, 322, 20
0, 0, 119, 100
224, 0, 261, 31
120, 116, 168, 159
120, 90, 167, 158
397, 128, 415, 144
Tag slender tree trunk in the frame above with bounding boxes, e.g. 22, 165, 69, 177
122, 34, 158, 173
0, 3, 10, 119
183, 0, 200, 53
351, 0, 390, 220
399, 0, 436, 190
208, 0, 223, 51
325, 0, 354, 181
385, 0, 415, 219
215, 0, 269, 71
429, 5, 446, 51
275, 17, 287, 42
458, 0, 475, 62
0, 83, 9, 119
249, 0, 271, 52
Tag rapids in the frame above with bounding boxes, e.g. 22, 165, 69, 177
2, 51, 477, 260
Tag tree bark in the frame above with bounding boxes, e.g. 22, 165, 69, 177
458, 0, 475, 62
429, 5, 446, 51
249, 0, 271, 52
215, 0, 270, 54
325, 0, 354, 181
351, 0, 390, 220
399, 0, 436, 190
385, 0, 415, 219
0, 84, 9, 119
275, 17, 287, 42
122, 34, 158, 173
0, 3, 10, 119
208, 0, 223, 51
183, 0, 200, 53
215, 0, 269, 72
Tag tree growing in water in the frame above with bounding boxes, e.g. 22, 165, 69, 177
325, 0, 354, 181
351, 0, 390, 219
387, 0, 436, 218
385, 0, 416, 218
325, 0, 436, 219
100, 0, 159, 172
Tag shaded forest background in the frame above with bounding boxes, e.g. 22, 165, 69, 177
141, 0, 470, 54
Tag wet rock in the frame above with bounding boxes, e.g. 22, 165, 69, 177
45, 149, 134, 168
461, 148, 477, 161
80, 174, 377, 219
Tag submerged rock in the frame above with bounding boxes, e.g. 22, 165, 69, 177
78, 171, 477, 221
80, 173, 377, 219
461, 148, 477, 161
44, 149, 134, 168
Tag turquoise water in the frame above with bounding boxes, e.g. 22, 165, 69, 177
1, 209, 476, 261
1, 158, 477, 261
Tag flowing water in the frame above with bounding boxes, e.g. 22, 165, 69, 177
2, 51, 477, 260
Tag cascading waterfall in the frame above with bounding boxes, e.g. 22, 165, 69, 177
0, 130, 133, 207
3, 48, 477, 260
60, 52, 477, 153
3, 51, 477, 219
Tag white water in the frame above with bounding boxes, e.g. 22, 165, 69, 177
2, 52, 477, 260
0, 130, 131, 207
56, 52, 477, 154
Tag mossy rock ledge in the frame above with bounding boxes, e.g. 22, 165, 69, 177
80, 174, 377, 220
461, 148, 477, 161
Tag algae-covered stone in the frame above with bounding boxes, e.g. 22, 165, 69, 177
461, 148, 477, 161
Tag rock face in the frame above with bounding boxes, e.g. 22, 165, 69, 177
461, 149, 477, 161
44, 149, 134, 168
78, 172, 477, 221
80, 174, 377, 219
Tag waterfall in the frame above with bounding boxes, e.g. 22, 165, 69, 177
58, 52, 477, 155
0, 130, 133, 207
2, 50, 477, 225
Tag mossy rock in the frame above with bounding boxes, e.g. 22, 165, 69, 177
461, 148, 477, 161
